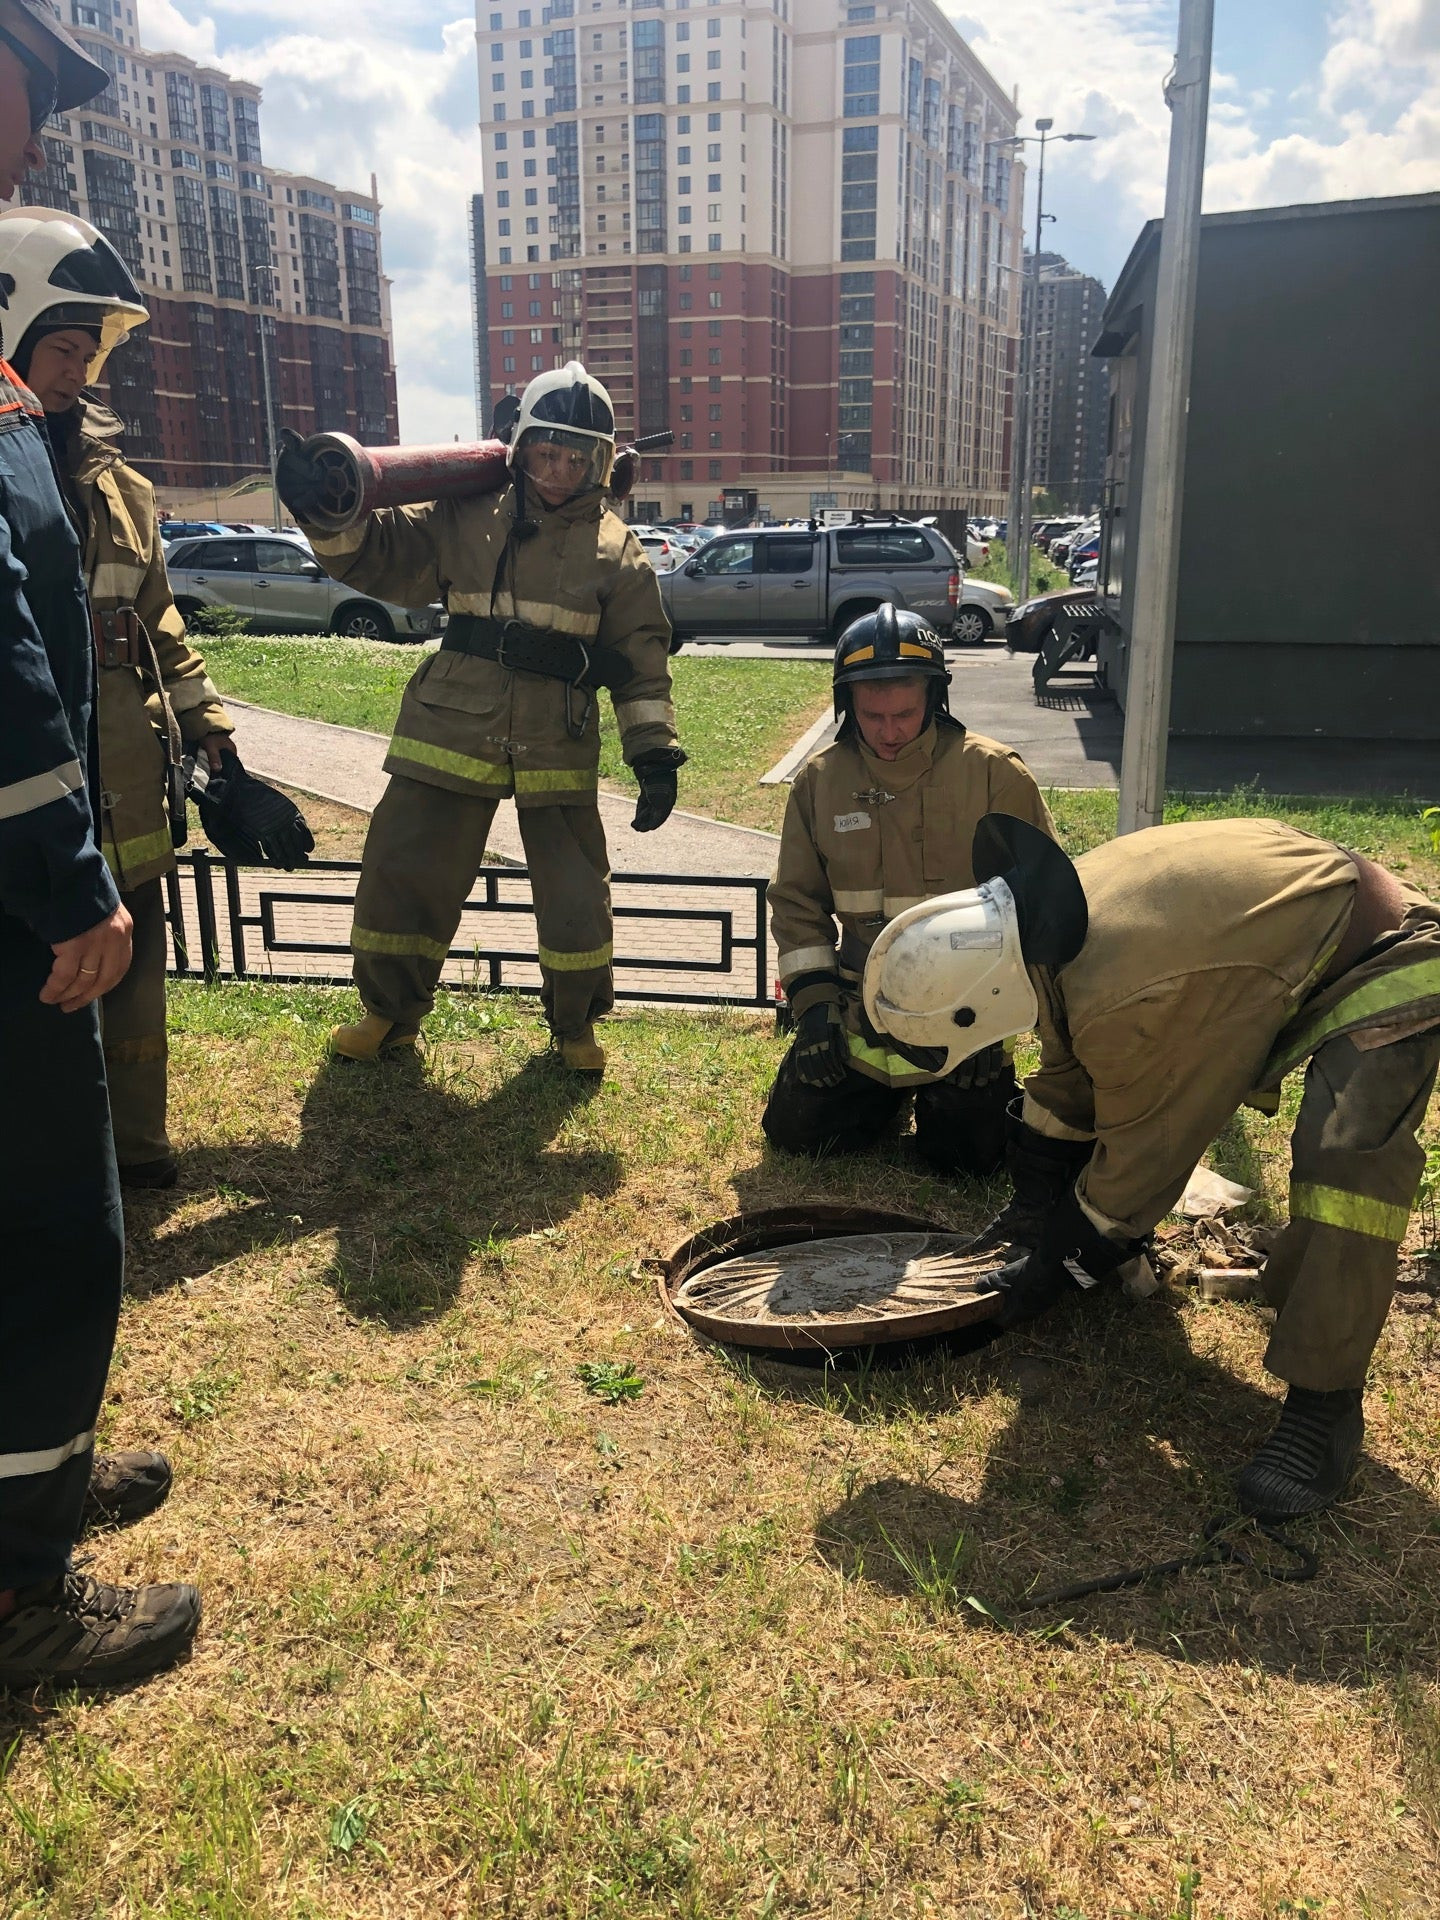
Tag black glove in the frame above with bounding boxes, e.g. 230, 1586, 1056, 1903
630, 747, 685, 833
968, 1101, 1095, 1253
990, 1186, 1140, 1329
188, 752, 315, 868
950, 1039, 1008, 1092
275, 427, 326, 522
791, 1000, 850, 1090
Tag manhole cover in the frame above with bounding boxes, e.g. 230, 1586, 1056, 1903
671, 1230, 1003, 1350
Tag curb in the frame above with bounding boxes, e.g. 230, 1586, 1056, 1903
760, 708, 836, 786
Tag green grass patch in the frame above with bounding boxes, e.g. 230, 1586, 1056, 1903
204, 637, 830, 834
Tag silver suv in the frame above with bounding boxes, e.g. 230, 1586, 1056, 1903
659, 519, 961, 645
166, 534, 445, 643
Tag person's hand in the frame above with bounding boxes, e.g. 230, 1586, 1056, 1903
275, 427, 325, 521
792, 1000, 850, 1089
197, 731, 234, 774
41, 904, 133, 1012
630, 749, 684, 833
950, 1039, 1007, 1090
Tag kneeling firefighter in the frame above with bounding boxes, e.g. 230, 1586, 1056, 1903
764, 605, 1055, 1174
0, 207, 244, 1187
863, 812, 1440, 1520
277, 361, 684, 1074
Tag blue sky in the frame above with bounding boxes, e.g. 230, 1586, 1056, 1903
142, 0, 1440, 441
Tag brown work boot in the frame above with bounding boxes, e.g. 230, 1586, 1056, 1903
81, 1451, 173, 1532
557, 1024, 606, 1075
330, 1013, 418, 1062
0, 1570, 200, 1691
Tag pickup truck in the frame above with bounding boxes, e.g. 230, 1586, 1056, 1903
658, 520, 963, 645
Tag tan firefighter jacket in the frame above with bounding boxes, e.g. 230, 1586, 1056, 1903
308, 481, 677, 806
63, 401, 232, 890
770, 720, 1056, 1085
1023, 817, 1440, 1239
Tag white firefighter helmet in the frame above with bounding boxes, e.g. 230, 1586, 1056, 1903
862, 879, 1038, 1078
0, 207, 148, 383
511, 359, 616, 493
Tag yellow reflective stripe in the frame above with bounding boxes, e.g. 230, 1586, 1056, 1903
1291, 1181, 1412, 1243
387, 733, 515, 790
1267, 961, 1440, 1079
613, 697, 675, 730
833, 888, 884, 915
490, 592, 601, 637
845, 645, 876, 664
0, 756, 83, 821
105, 824, 173, 875
846, 1028, 932, 1081
351, 923, 452, 961
513, 764, 599, 793
883, 895, 928, 916
537, 939, 613, 971
839, 641, 932, 665
778, 943, 838, 978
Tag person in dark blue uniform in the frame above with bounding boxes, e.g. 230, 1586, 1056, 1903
0, 0, 199, 1688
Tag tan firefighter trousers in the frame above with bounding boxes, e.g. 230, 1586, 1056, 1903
349, 775, 614, 1041
100, 877, 171, 1167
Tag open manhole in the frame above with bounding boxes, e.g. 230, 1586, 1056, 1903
657, 1204, 1004, 1353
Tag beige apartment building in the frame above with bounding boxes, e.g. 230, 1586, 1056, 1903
20, 0, 397, 490
473, 0, 1023, 521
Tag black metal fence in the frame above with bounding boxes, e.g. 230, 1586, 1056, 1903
162, 851, 773, 1009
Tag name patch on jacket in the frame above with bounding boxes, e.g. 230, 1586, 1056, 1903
833, 811, 872, 834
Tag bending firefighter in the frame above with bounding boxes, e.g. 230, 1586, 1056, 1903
0, 207, 237, 1188
864, 813, 1440, 1519
278, 362, 683, 1074
765, 605, 1054, 1175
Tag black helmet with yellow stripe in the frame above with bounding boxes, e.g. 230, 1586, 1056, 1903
832, 602, 953, 736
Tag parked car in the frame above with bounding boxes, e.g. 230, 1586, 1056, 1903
165, 533, 446, 641
1049, 520, 1098, 568
159, 518, 228, 545
1004, 583, 1099, 654
949, 577, 1014, 646
1070, 557, 1099, 589
659, 517, 961, 644
628, 525, 682, 570
1068, 530, 1101, 578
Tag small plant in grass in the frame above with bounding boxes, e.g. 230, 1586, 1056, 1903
1423, 805, 1440, 853
189, 602, 251, 637
878, 1522, 970, 1613
170, 1363, 239, 1424
576, 1358, 645, 1404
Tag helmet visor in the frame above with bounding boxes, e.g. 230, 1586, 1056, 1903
516, 426, 613, 496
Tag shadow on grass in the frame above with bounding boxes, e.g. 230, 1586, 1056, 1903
801, 1288, 1440, 1687
123, 1049, 619, 1328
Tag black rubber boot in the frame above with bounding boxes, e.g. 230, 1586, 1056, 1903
1236, 1386, 1365, 1520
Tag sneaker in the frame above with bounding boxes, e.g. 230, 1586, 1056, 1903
81, 1451, 173, 1532
0, 1571, 200, 1690
1236, 1385, 1365, 1520
119, 1157, 179, 1190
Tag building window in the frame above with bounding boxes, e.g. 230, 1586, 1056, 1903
680, 432, 692, 448
498, 219, 511, 235
676, 53, 689, 72
708, 289, 722, 307
707, 233, 721, 250
680, 460, 694, 479
677, 114, 690, 132
679, 405, 692, 421
842, 34, 880, 117
707, 16, 720, 34
678, 205, 691, 223
707, 202, 722, 221
708, 461, 722, 479
678, 291, 692, 308
679, 348, 692, 365
503, 355, 516, 371
678, 174, 691, 193
708, 403, 721, 420
497, 191, 510, 207
677, 85, 690, 102
707, 112, 720, 131
707, 347, 721, 364
707, 50, 720, 68
708, 432, 721, 447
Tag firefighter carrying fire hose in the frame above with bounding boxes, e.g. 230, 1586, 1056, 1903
0, 206, 242, 1190
862, 812, 1440, 1520
765, 604, 1055, 1175
277, 361, 684, 1075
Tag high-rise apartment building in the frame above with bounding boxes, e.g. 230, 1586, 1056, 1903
1029, 250, 1107, 514
18, 0, 398, 492
474, 0, 1022, 521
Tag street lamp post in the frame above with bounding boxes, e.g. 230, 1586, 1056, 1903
998, 122, 1094, 601
255, 260, 282, 531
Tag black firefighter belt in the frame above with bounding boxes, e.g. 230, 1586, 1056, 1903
442, 613, 636, 694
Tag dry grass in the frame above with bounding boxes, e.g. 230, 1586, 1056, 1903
2, 985, 1438, 1918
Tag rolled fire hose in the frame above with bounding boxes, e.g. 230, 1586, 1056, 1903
295, 429, 674, 536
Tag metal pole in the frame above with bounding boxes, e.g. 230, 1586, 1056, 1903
1004, 264, 1025, 588
1015, 127, 1048, 604
256, 265, 282, 531
1116, 0, 1214, 833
